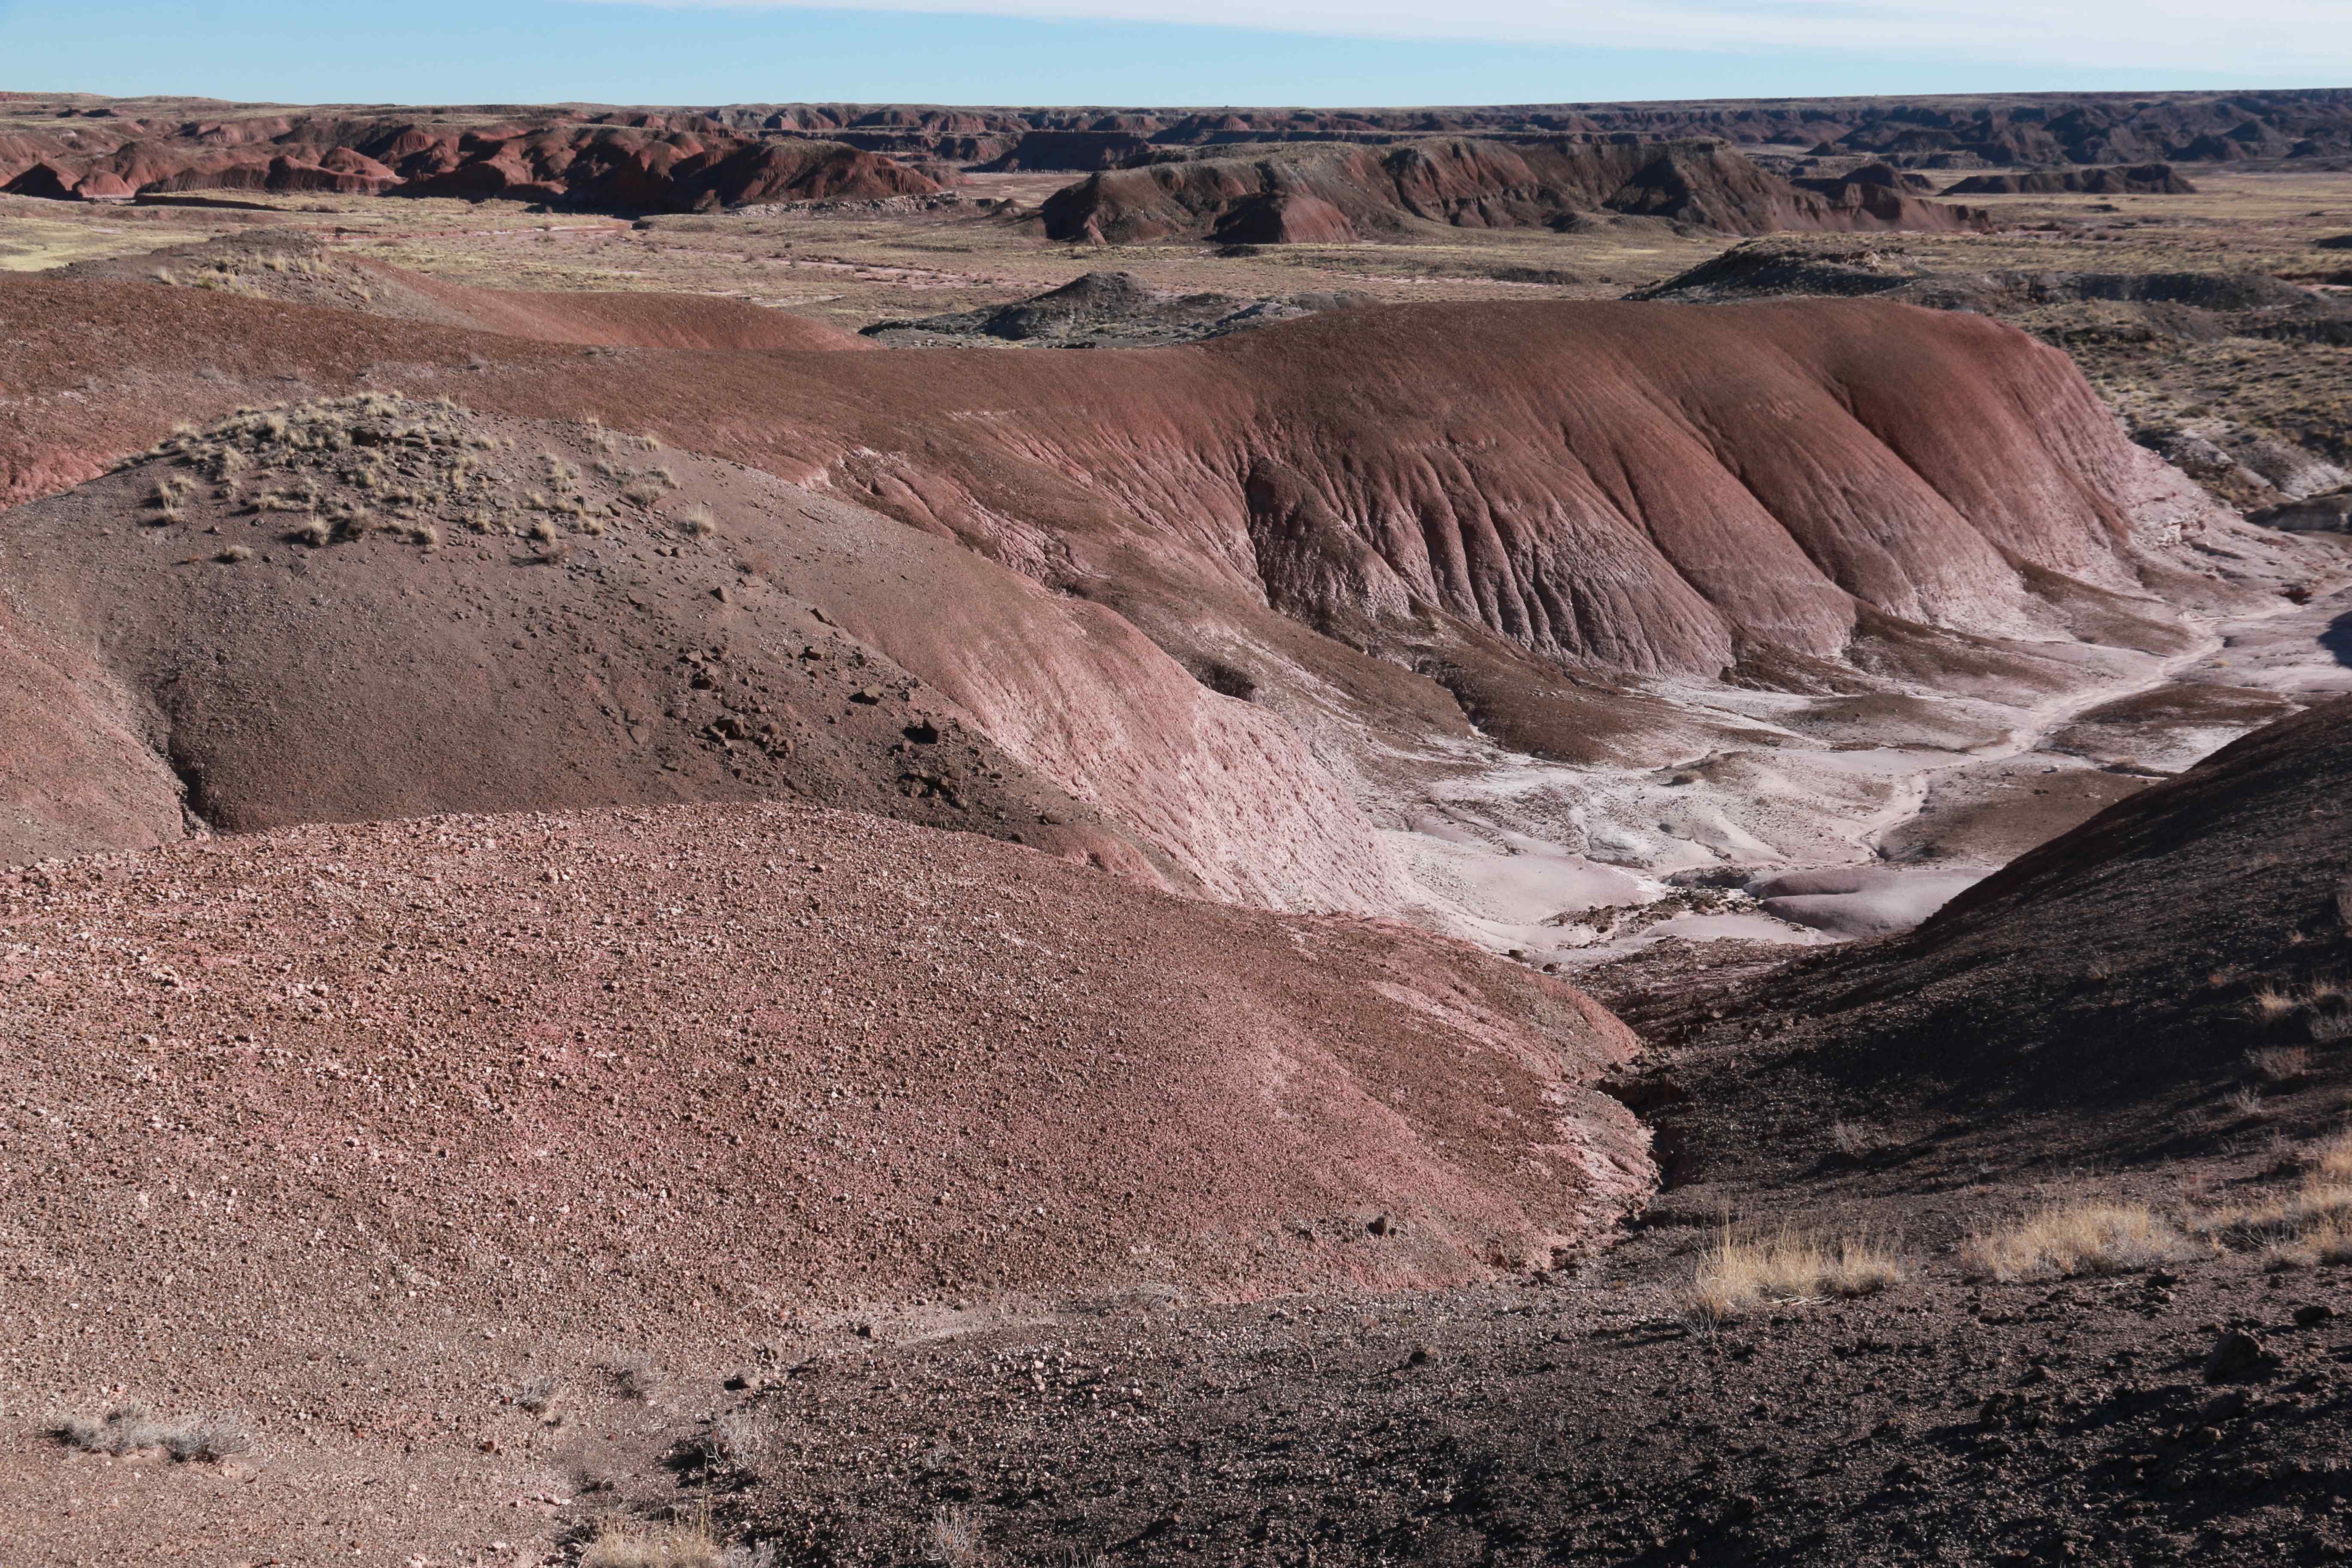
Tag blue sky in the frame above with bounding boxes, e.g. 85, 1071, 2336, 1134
0, 0, 2340, 107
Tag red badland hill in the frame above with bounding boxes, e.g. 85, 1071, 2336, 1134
1, 116, 943, 210
1037, 138, 1989, 245
0, 277, 2242, 681
0, 799, 1651, 1346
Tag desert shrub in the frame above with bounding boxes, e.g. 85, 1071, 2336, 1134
509, 1375, 562, 1415
703, 1409, 772, 1475
2249, 1045, 2311, 1083
930, 1505, 981, 1568
528, 518, 557, 544
677, 504, 717, 539
1678, 1227, 1904, 1328
2228, 1084, 2272, 1119
610, 1354, 664, 1403
52, 1406, 251, 1462
1828, 1121, 1890, 1160
289, 519, 332, 548
621, 477, 671, 506
1960, 1202, 2192, 1281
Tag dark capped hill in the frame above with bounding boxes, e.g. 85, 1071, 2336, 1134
1636, 697, 2352, 1167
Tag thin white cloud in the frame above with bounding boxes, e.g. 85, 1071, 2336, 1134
573, 0, 2352, 79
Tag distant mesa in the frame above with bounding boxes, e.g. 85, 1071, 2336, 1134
1788, 161, 1938, 196
1, 115, 945, 212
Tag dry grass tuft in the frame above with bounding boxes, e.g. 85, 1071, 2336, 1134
677, 503, 717, 539
1960, 1201, 2193, 1282
1677, 1227, 1904, 1328
2248, 1045, 2312, 1084
52, 1405, 251, 1462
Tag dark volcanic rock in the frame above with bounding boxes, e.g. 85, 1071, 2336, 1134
861, 270, 1373, 348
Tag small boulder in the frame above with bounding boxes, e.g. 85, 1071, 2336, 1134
2204, 1329, 2278, 1382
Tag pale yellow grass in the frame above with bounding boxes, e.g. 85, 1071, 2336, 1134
582, 1520, 723, 1568
1960, 1202, 2193, 1282
1678, 1227, 1905, 1326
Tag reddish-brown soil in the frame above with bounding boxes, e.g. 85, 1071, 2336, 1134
0, 797, 1652, 1563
